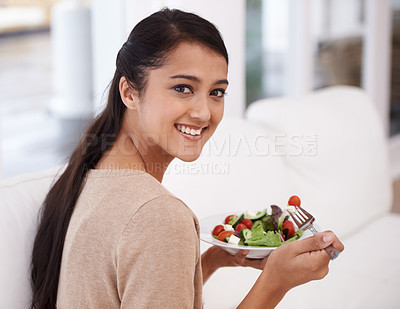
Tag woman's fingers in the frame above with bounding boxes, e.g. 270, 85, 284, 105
290, 231, 344, 254
323, 231, 345, 252
234, 250, 268, 270
233, 249, 249, 265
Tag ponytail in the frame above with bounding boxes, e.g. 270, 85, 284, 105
30, 73, 124, 308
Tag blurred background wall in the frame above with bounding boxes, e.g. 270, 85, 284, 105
0, 0, 399, 196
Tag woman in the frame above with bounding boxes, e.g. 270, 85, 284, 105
31, 8, 344, 309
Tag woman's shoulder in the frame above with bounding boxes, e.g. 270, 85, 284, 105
85, 169, 172, 201
81, 169, 198, 230
137, 193, 197, 223
118, 193, 200, 252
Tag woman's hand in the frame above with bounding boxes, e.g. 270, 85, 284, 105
202, 229, 344, 306
237, 230, 344, 309
201, 246, 268, 283
263, 230, 344, 290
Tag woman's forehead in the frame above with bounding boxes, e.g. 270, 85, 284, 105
155, 42, 228, 80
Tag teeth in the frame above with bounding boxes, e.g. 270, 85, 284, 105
177, 124, 203, 136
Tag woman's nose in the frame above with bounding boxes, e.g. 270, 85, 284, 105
188, 96, 211, 121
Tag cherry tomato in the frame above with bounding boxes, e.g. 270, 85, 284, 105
288, 195, 301, 207
224, 215, 236, 224
217, 230, 234, 242
212, 225, 224, 237
235, 223, 247, 232
282, 220, 296, 238
241, 218, 253, 229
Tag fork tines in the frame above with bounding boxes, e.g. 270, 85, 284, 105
289, 206, 340, 260
289, 206, 315, 230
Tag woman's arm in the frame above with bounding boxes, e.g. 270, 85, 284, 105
201, 247, 220, 284
203, 231, 344, 308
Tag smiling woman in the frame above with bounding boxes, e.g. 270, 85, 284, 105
96, 42, 228, 175
29, 8, 343, 309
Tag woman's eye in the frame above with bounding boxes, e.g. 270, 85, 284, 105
210, 89, 226, 97
174, 85, 192, 94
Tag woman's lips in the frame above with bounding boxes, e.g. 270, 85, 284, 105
175, 124, 207, 141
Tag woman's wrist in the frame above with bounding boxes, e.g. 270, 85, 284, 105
237, 266, 289, 309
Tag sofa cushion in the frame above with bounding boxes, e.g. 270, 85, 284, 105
246, 86, 392, 239
0, 166, 63, 309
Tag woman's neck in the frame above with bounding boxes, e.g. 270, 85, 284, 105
96, 131, 173, 183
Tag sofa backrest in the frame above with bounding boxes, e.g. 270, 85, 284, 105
246, 86, 392, 239
0, 166, 63, 309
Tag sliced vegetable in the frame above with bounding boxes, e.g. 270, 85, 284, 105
225, 215, 236, 224
212, 225, 224, 237
282, 229, 303, 244
244, 209, 267, 221
239, 228, 252, 243
282, 220, 296, 238
278, 215, 289, 230
288, 195, 301, 207
235, 223, 247, 232
232, 214, 245, 229
241, 218, 253, 229
251, 219, 264, 231
217, 230, 234, 242
228, 216, 239, 225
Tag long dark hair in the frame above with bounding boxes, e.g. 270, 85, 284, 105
30, 8, 228, 309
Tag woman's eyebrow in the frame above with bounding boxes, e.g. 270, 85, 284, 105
170, 74, 229, 85
215, 79, 229, 86
170, 74, 200, 82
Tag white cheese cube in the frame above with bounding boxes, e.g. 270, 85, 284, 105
224, 224, 234, 231
287, 206, 296, 213
228, 235, 240, 245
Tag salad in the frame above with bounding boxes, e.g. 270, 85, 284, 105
211, 195, 303, 247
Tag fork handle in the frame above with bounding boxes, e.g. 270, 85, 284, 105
325, 245, 340, 260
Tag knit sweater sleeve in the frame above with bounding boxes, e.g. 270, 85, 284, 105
116, 194, 201, 309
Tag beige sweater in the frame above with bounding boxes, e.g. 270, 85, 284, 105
57, 169, 203, 308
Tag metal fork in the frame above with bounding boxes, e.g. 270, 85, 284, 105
289, 206, 340, 260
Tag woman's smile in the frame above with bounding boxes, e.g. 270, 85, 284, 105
175, 124, 208, 141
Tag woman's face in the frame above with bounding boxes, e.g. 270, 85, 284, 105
128, 42, 228, 163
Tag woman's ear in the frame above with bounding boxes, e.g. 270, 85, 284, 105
119, 76, 139, 110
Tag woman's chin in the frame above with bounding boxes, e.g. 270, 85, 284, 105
176, 152, 202, 162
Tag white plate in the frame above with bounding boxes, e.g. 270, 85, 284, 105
200, 212, 311, 259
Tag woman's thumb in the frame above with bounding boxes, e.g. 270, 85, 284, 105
292, 231, 333, 253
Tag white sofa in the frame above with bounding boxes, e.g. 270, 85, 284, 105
1, 86, 399, 309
